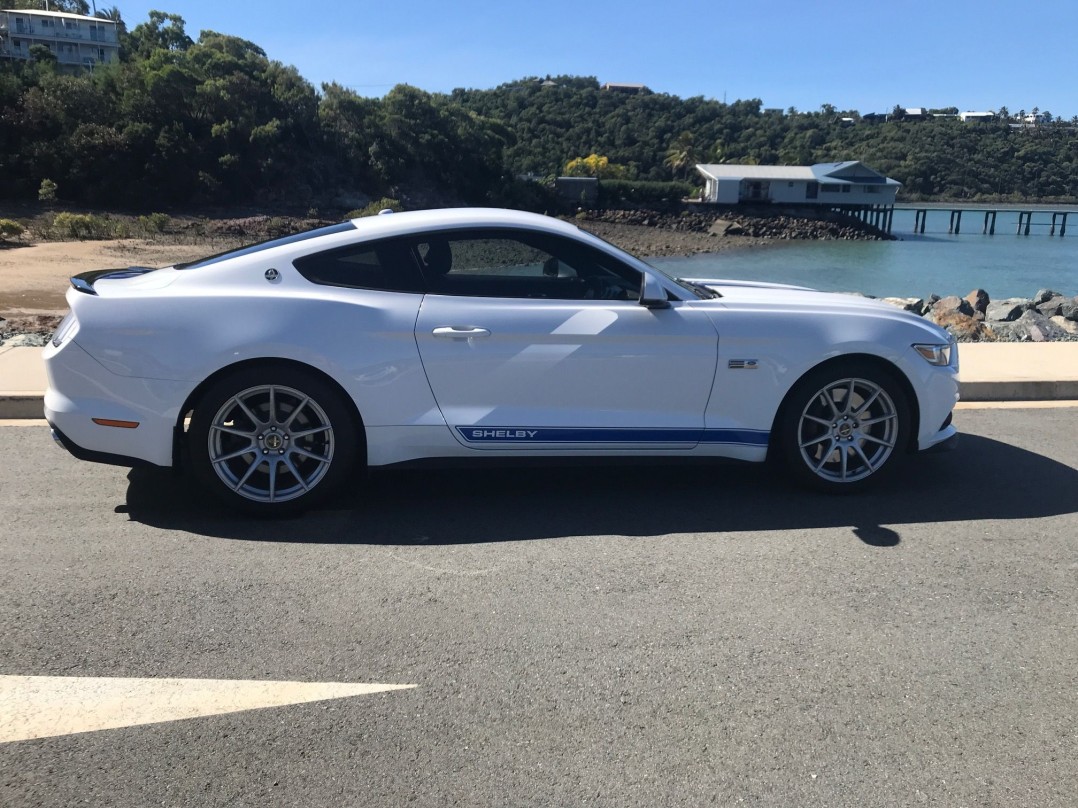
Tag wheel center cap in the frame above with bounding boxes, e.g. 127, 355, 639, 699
264, 433, 284, 450
837, 422, 854, 439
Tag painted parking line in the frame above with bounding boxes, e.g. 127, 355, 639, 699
0, 675, 416, 744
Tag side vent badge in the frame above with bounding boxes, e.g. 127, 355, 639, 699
728, 359, 759, 370
264, 268, 280, 282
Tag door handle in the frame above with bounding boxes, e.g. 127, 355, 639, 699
432, 326, 491, 339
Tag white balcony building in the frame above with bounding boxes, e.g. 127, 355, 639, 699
696, 161, 901, 207
0, 8, 119, 69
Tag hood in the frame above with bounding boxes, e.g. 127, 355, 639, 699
688, 277, 903, 314
684, 276, 952, 341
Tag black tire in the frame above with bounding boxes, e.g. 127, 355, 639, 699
188, 365, 359, 515
777, 360, 911, 493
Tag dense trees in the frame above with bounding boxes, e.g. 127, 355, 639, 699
0, 11, 1075, 211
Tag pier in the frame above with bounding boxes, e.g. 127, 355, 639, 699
899, 207, 1071, 237
827, 204, 895, 235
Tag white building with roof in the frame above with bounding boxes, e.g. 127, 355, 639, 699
695, 161, 901, 206
0, 7, 119, 68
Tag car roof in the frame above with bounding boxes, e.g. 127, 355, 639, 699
347, 208, 586, 241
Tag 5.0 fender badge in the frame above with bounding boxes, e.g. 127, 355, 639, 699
264, 268, 280, 282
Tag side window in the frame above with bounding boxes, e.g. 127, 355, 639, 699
293, 239, 420, 292
414, 230, 641, 300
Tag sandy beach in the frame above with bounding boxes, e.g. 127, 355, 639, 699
0, 240, 236, 317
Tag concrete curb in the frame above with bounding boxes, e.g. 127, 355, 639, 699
0, 395, 45, 420
960, 380, 1078, 402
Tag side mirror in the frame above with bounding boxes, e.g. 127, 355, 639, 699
638, 272, 671, 309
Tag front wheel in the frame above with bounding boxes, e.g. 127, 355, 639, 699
778, 362, 911, 493
188, 366, 359, 515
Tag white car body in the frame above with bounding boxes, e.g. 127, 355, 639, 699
44, 208, 959, 511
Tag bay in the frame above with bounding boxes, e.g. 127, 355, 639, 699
652, 208, 1078, 299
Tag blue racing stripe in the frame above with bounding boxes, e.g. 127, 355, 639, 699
699, 429, 770, 446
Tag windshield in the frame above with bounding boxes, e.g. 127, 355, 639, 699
575, 225, 716, 300
175, 222, 357, 270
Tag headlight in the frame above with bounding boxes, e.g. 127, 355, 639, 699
51, 312, 78, 347
913, 343, 952, 367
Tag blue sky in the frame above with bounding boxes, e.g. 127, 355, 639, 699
111, 0, 1077, 117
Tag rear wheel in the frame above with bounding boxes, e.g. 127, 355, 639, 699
188, 366, 358, 515
778, 361, 910, 493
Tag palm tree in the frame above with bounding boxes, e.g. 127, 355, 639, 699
663, 131, 700, 180
95, 5, 125, 34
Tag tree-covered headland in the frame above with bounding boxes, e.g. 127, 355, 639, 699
1, 7, 1076, 212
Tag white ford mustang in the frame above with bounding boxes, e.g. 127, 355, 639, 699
44, 208, 959, 514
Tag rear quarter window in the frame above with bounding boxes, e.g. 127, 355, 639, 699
293, 238, 422, 293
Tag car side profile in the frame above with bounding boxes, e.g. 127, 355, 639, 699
44, 208, 959, 514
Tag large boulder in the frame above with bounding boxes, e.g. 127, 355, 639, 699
1035, 295, 1067, 317
985, 299, 1030, 322
964, 288, 990, 316
709, 218, 745, 236
1060, 298, 1078, 322
926, 309, 996, 342
991, 310, 1070, 342
1032, 289, 1059, 305
931, 295, 975, 317
1049, 316, 1078, 336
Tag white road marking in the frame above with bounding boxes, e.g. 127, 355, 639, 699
0, 675, 416, 744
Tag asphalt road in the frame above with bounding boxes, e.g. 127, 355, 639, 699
1, 407, 1076, 807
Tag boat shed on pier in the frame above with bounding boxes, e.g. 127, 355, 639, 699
696, 161, 901, 207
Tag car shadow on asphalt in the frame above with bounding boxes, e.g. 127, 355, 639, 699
120, 433, 1078, 548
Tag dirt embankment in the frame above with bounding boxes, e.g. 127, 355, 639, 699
0, 239, 242, 318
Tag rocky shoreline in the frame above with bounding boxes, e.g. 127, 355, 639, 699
577, 207, 891, 255
879, 288, 1078, 343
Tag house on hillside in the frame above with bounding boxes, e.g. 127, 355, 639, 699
0, 8, 119, 69
695, 161, 901, 207
601, 82, 648, 95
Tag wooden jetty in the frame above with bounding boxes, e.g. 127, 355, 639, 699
899, 207, 1071, 236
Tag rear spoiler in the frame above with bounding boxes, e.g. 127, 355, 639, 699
70, 267, 155, 296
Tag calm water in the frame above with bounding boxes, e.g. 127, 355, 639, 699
652, 209, 1078, 299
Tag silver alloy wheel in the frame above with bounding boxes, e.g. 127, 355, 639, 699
206, 384, 336, 503
796, 376, 898, 484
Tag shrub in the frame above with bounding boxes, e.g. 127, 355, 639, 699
345, 198, 403, 218
597, 180, 695, 209
0, 219, 25, 241
38, 178, 57, 203
51, 212, 118, 240
136, 212, 170, 235
265, 217, 291, 236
